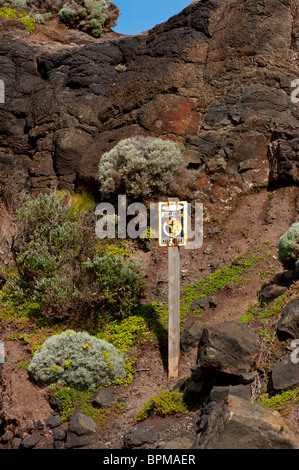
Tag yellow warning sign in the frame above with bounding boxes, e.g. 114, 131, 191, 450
158, 201, 187, 247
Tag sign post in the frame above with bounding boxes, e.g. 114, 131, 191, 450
158, 199, 187, 379
168, 239, 180, 379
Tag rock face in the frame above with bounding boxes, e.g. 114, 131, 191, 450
0, 0, 299, 198
194, 394, 299, 449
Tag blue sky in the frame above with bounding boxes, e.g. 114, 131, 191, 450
113, 0, 192, 35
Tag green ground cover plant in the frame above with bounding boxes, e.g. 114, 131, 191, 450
0, 6, 35, 32
97, 314, 150, 351
50, 384, 127, 427
154, 252, 263, 332
134, 388, 190, 422
258, 388, 299, 417
237, 294, 287, 323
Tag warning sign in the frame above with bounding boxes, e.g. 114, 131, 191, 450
158, 201, 187, 247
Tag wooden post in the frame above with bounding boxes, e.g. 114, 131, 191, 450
168, 198, 180, 379
168, 243, 180, 378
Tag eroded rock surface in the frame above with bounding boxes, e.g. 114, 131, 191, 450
0, 0, 298, 199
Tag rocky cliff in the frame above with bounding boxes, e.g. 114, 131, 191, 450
0, 0, 298, 203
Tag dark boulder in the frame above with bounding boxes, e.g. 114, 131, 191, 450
193, 395, 299, 449
19, 433, 42, 449
197, 321, 259, 376
92, 388, 114, 408
270, 359, 299, 393
259, 283, 287, 304
277, 298, 299, 339
123, 426, 158, 448
65, 411, 98, 449
45, 414, 62, 429
180, 319, 204, 352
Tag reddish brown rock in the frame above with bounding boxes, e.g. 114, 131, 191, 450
0, 0, 299, 196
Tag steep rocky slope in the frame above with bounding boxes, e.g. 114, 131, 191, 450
0, 185, 298, 450
0, 0, 298, 200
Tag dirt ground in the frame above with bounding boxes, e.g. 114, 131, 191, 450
0, 185, 299, 449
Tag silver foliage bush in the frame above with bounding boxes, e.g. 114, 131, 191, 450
98, 136, 184, 200
278, 223, 299, 270
28, 330, 127, 391
58, 0, 115, 37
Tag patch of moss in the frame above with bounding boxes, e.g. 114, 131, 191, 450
56, 190, 95, 215
154, 252, 263, 329
97, 314, 150, 351
51, 383, 127, 427
258, 388, 299, 417
237, 301, 264, 322
134, 388, 190, 422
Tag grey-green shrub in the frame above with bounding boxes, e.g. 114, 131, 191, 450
28, 330, 127, 391
58, 4, 77, 24
3, 191, 145, 323
98, 136, 184, 201
3, 0, 59, 16
278, 223, 299, 270
31, 11, 52, 23
82, 253, 145, 318
58, 0, 115, 37
32, 274, 81, 305
3, 0, 28, 8
2, 0, 119, 36
13, 192, 82, 281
